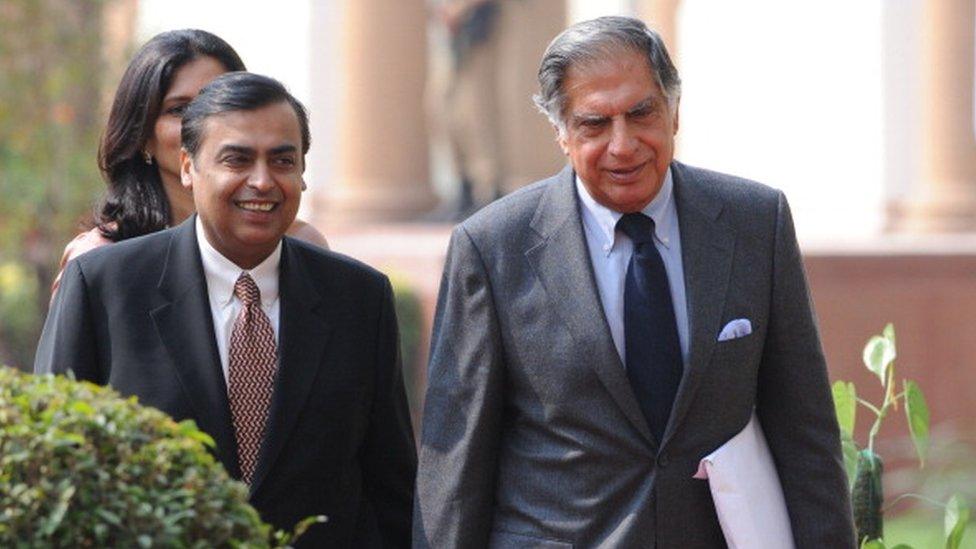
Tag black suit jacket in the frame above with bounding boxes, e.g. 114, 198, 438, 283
35, 218, 416, 547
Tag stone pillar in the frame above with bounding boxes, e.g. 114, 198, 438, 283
889, 0, 976, 232
101, 0, 138, 89
495, 0, 568, 192
636, 0, 682, 55
326, 0, 437, 223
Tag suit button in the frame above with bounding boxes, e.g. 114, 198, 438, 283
657, 453, 670, 467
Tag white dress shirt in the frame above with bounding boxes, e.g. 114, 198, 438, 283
196, 217, 281, 387
576, 169, 690, 367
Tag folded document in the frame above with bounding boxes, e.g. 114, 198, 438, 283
693, 412, 795, 549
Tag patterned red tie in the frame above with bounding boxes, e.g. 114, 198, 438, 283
227, 272, 277, 484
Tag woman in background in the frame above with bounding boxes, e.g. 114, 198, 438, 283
53, 29, 326, 293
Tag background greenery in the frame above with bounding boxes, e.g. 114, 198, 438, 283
887, 512, 976, 549
0, 0, 108, 369
0, 366, 275, 546
389, 272, 424, 420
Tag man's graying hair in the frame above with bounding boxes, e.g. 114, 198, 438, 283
533, 16, 681, 134
182, 72, 311, 160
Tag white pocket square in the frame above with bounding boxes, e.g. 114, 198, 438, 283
717, 318, 752, 341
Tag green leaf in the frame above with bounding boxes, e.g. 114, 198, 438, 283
888, 545, 914, 549
904, 380, 930, 467
95, 508, 122, 526
38, 484, 75, 537
60, 432, 85, 446
882, 323, 896, 347
861, 539, 886, 549
178, 419, 215, 448
291, 515, 329, 541
68, 400, 94, 416
863, 331, 896, 385
945, 494, 970, 549
833, 381, 857, 439
842, 438, 859, 490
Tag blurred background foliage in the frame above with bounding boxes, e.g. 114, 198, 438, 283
388, 272, 424, 422
0, 0, 107, 368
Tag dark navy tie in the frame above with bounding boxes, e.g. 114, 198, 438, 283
617, 212, 683, 443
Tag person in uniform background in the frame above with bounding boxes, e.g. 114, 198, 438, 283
428, 0, 504, 218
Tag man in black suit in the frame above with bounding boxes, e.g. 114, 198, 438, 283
35, 72, 416, 547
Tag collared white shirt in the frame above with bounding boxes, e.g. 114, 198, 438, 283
576, 168, 690, 367
196, 217, 282, 387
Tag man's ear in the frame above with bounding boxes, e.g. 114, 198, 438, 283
179, 148, 193, 190
555, 124, 570, 156
672, 98, 681, 135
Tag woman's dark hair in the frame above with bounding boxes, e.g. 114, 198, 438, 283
96, 29, 245, 241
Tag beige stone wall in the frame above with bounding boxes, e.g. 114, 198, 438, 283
806, 248, 976, 452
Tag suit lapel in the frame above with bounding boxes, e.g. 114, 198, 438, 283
662, 162, 736, 448
525, 166, 655, 446
149, 219, 240, 478
248, 239, 333, 496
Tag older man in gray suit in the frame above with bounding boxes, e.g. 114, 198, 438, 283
414, 15, 856, 549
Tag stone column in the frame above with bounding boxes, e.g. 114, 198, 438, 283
889, 0, 976, 232
495, 0, 568, 193
325, 0, 437, 223
101, 0, 138, 91
636, 0, 682, 55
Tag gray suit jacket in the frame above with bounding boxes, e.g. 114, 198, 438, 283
414, 162, 855, 548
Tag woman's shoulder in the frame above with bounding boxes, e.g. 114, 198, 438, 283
51, 226, 115, 297
286, 218, 329, 249
61, 226, 114, 267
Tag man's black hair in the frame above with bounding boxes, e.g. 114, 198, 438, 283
182, 71, 310, 158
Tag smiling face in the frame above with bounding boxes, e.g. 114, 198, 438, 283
146, 55, 229, 222
557, 49, 679, 213
180, 101, 304, 269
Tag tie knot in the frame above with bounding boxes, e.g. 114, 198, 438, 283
234, 273, 261, 306
617, 213, 656, 246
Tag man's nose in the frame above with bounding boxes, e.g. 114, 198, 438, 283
247, 162, 275, 192
608, 119, 638, 157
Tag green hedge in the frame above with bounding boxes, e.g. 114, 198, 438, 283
0, 366, 274, 547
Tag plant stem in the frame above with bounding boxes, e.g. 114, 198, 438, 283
883, 493, 947, 512
868, 416, 882, 454
857, 398, 882, 416
868, 362, 900, 453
